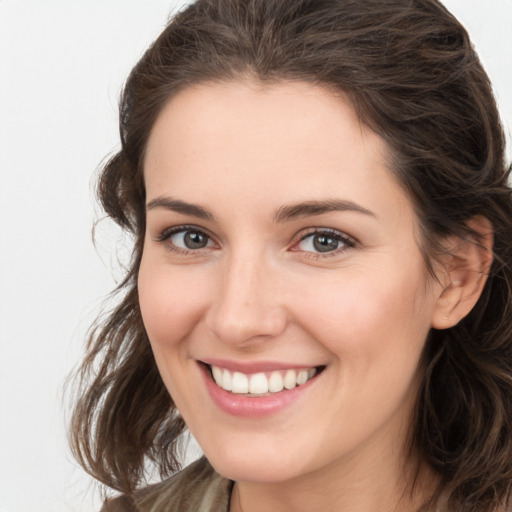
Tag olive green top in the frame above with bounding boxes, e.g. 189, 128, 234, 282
101, 457, 233, 512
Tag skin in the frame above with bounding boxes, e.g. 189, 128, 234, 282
138, 80, 449, 512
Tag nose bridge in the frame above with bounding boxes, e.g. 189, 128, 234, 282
206, 246, 287, 346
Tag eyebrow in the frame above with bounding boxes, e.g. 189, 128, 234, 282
146, 196, 376, 223
273, 199, 376, 223
146, 197, 214, 220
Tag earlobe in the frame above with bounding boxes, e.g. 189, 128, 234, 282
431, 216, 493, 330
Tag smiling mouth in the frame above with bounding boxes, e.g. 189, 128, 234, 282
206, 364, 325, 396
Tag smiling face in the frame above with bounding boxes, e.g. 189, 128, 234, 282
138, 80, 444, 487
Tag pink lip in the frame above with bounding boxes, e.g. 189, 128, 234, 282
200, 358, 318, 374
198, 362, 320, 418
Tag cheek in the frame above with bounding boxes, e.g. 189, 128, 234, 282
292, 266, 434, 366
137, 258, 209, 349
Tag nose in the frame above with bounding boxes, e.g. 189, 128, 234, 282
204, 252, 288, 347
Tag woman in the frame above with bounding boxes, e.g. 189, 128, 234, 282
70, 0, 512, 510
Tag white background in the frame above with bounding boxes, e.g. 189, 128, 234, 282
0, 2, 511, 511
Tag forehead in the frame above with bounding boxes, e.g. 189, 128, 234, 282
145, 80, 386, 166
144, 80, 409, 223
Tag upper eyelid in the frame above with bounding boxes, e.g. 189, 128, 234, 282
293, 227, 357, 244
157, 224, 213, 240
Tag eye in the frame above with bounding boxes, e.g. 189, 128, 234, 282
157, 226, 215, 252
173, 230, 210, 249
295, 229, 355, 255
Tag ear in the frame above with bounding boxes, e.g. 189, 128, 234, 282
431, 216, 493, 330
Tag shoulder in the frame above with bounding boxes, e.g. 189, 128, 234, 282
100, 457, 233, 512
100, 494, 139, 512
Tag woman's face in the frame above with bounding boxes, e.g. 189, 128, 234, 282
138, 80, 444, 484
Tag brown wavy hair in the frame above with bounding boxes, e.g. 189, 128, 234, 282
70, 0, 512, 510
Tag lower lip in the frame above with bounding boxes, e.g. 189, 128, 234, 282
200, 364, 319, 418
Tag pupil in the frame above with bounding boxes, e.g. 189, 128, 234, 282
313, 235, 338, 252
184, 231, 207, 249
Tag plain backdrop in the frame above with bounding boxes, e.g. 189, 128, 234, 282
0, 1, 511, 511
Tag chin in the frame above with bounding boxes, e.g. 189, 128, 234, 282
209, 455, 300, 484
197, 432, 314, 484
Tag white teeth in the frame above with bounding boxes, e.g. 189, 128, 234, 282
222, 369, 232, 391
212, 366, 223, 385
268, 371, 284, 393
297, 370, 308, 385
210, 365, 319, 395
283, 369, 297, 390
249, 373, 269, 394
232, 372, 249, 394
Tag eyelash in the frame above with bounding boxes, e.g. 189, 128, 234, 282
156, 225, 216, 255
292, 228, 356, 259
155, 225, 356, 258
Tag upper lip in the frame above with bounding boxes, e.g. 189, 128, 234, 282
199, 358, 323, 374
